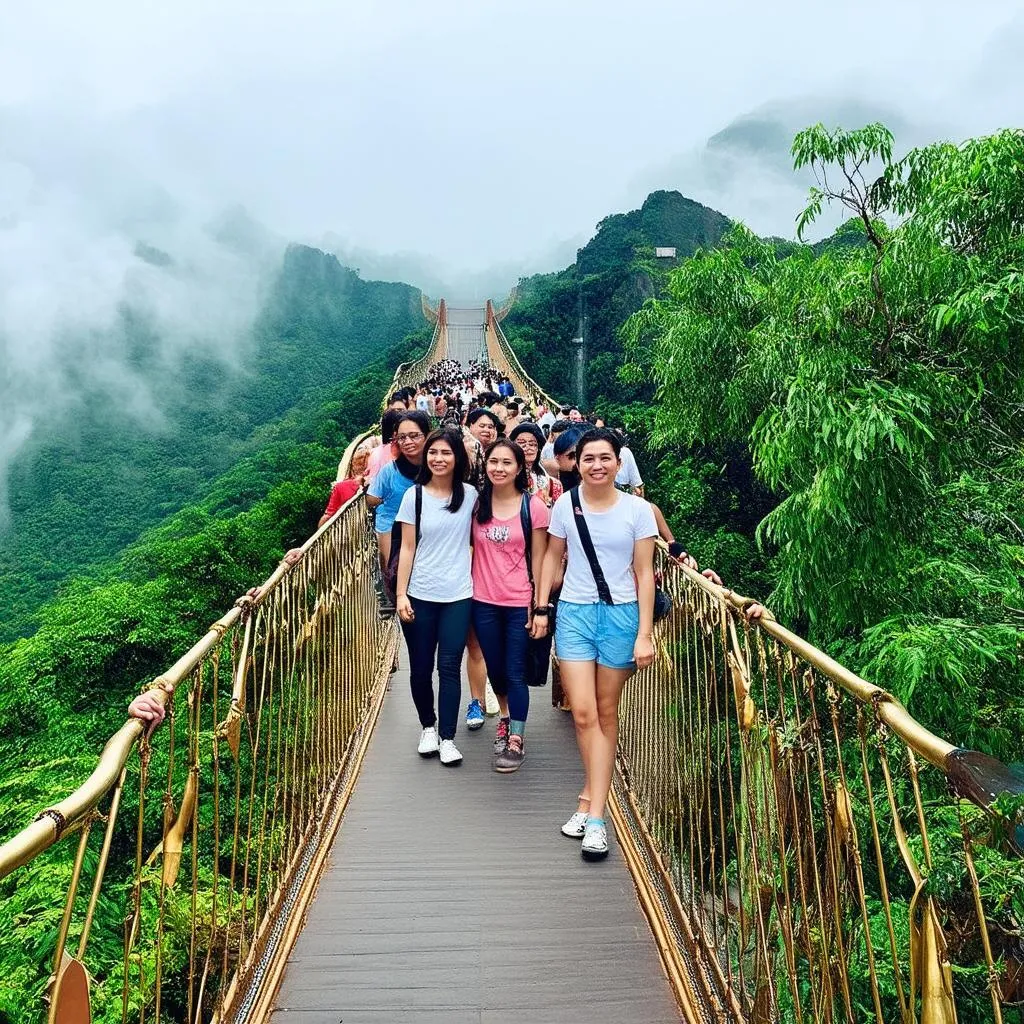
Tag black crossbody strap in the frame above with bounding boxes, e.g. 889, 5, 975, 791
520, 492, 534, 590
415, 484, 422, 544
570, 487, 614, 605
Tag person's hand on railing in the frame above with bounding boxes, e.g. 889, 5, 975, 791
634, 632, 655, 669
744, 602, 765, 620
667, 542, 722, 585
283, 548, 304, 566
128, 692, 166, 736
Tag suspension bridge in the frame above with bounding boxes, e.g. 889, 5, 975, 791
1, 298, 1021, 1024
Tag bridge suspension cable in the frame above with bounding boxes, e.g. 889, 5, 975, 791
0, 300, 1020, 1023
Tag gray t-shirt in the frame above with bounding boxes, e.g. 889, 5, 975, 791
547, 490, 658, 604
396, 483, 476, 602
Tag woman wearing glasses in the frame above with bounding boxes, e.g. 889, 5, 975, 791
509, 422, 562, 507
366, 410, 430, 569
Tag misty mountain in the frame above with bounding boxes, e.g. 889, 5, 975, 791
0, 246, 422, 641
504, 189, 732, 406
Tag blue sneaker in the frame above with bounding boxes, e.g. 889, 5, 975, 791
466, 699, 485, 730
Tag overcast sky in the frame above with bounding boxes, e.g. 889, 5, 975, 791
2, 0, 1021, 292
0, 1, 1022, 513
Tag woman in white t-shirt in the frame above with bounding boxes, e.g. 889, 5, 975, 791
531, 428, 657, 861
396, 428, 477, 766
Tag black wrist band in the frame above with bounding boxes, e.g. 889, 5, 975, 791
532, 608, 549, 617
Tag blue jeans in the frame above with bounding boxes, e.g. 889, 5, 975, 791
400, 597, 471, 740
471, 600, 530, 723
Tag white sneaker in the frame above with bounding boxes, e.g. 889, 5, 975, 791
484, 681, 500, 716
561, 811, 588, 838
417, 727, 439, 757
581, 820, 609, 860
438, 739, 463, 766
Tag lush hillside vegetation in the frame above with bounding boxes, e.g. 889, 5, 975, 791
503, 188, 777, 596
504, 127, 1024, 1020
0, 244, 421, 642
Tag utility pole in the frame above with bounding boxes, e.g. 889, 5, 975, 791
571, 284, 586, 409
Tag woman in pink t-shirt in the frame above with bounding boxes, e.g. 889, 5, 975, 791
471, 439, 550, 773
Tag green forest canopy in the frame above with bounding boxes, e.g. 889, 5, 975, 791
0, 244, 422, 642
1, 121, 1023, 1023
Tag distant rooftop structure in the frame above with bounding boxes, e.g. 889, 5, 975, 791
655, 246, 677, 258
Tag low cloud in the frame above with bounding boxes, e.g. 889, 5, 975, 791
0, 107, 282, 523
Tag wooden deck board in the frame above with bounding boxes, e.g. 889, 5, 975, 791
272, 647, 682, 1023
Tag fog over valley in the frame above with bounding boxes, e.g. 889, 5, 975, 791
1, 0, 1022, 504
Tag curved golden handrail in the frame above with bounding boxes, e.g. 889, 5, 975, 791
1, 301, 1019, 1024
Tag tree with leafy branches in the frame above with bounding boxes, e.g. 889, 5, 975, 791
624, 122, 1024, 758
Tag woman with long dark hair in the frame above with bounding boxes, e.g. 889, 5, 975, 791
395, 428, 476, 765
531, 428, 657, 860
461, 406, 504, 727
471, 439, 550, 771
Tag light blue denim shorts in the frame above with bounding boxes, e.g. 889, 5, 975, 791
555, 600, 640, 670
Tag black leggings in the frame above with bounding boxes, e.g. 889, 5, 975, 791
400, 597, 472, 740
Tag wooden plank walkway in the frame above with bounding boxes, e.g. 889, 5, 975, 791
446, 306, 487, 366
271, 648, 682, 1024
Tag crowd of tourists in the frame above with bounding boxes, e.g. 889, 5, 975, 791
130, 360, 759, 863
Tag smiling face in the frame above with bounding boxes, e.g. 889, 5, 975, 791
486, 446, 518, 488
470, 414, 497, 446
394, 421, 426, 460
577, 439, 619, 485
426, 439, 455, 477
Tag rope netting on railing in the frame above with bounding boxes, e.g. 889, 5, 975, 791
0, 474, 398, 1023
385, 297, 449, 405
1, 296, 1021, 1024
614, 551, 1024, 1024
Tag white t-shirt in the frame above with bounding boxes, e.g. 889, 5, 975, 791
396, 483, 476, 603
541, 442, 555, 461
548, 490, 658, 604
615, 447, 643, 489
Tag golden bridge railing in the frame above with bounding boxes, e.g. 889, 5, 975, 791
475, 325, 1023, 1022
384, 297, 449, 407
613, 548, 1024, 1024
485, 299, 560, 411
4, 313, 1020, 1024
0, 435, 398, 1022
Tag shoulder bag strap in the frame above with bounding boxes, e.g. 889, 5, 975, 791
415, 484, 422, 545
520, 493, 534, 591
570, 487, 614, 605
